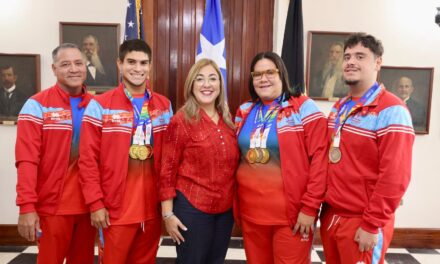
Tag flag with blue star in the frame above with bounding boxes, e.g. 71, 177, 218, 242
196, 0, 227, 95
124, 0, 144, 40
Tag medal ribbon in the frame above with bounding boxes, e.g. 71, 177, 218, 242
123, 86, 152, 146
332, 83, 380, 148
250, 97, 281, 149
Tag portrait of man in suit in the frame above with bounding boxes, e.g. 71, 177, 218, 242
81, 34, 116, 87
380, 66, 433, 134
307, 32, 352, 100
60, 22, 120, 92
312, 42, 349, 98
395, 76, 427, 131
0, 65, 27, 117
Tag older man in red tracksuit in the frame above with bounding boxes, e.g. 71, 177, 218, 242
15, 43, 95, 264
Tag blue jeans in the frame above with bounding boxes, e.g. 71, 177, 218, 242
174, 191, 234, 264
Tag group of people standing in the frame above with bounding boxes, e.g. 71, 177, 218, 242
15, 32, 414, 264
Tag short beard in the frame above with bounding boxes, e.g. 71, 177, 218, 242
345, 79, 358, 86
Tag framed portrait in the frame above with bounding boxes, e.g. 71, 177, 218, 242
0, 53, 40, 123
306, 31, 352, 100
60, 22, 120, 93
378, 66, 434, 134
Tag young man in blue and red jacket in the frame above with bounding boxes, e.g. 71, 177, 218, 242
321, 33, 415, 264
79, 39, 173, 264
15, 43, 96, 264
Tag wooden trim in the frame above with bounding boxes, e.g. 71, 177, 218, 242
1, 224, 439, 248
0, 225, 34, 246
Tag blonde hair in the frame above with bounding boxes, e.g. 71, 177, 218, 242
181, 58, 234, 129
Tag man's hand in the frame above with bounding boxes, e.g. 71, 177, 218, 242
292, 212, 315, 238
91, 208, 110, 228
354, 227, 378, 252
18, 212, 41, 241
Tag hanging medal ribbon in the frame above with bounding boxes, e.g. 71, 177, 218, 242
329, 83, 380, 163
246, 98, 281, 164
124, 86, 153, 160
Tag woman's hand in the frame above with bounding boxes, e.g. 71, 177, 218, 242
164, 215, 188, 245
292, 212, 315, 238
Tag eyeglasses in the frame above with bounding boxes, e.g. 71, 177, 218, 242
251, 69, 279, 80
194, 77, 220, 86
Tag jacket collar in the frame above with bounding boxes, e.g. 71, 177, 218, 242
54, 83, 92, 108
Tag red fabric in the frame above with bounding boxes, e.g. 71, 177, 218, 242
37, 214, 96, 264
320, 207, 394, 264
99, 218, 161, 264
234, 96, 328, 227
15, 84, 93, 215
160, 110, 239, 214
241, 219, 312, 264
325, 87, 414, 233
236, 162, 288, 225
111, 159, 160, 225
56, 160, 88, 215
79, 84, 172, 219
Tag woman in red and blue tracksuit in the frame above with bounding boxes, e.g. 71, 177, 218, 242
235, 51, 328, 264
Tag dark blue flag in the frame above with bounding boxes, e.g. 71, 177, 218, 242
124, 0, 144, 40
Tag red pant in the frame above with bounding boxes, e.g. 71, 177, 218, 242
98, 218, 161, 264
320, 208, 394, 264
241, 219, 313, 264
37, 214, 96, 264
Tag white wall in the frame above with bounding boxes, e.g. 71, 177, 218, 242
0, 0, 126, 224
1, 0, 439, 228
274, 0, 440, 228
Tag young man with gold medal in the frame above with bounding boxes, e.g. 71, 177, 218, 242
79, 39, 173, 264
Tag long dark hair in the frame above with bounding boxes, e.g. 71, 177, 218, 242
248, 51, 301, 101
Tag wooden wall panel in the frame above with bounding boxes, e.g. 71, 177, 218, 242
143, 0, 274, 113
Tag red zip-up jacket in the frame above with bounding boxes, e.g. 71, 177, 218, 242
235, 95, 328, 226
78, 84, 173, 219
325, 85, 414, 233
15, 84, 93, 214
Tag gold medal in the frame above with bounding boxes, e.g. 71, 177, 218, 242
254, 148, 263, 163
145, 145, 153, 159
246, 149, 256, 164
136, 145, 148, 160
129, 145, 139, 159
260, 148, 270, 164
329, 147, 342, 163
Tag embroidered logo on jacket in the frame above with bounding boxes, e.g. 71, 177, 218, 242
102, 112, 133, 125
43, 110, 71, 123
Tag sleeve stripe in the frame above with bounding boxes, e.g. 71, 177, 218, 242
43, 124, 72, 129
83, 116, 103, 127
18, 115, 43, 125
302, 112, 325, 126
153, 125, 168, 133
377, 125, 415, 137
344, 126, 377, 139
102, 127, 132, 134
278, 126, 304, 134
